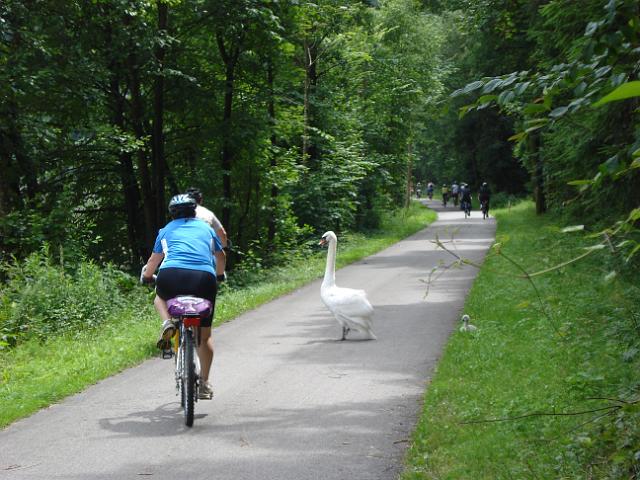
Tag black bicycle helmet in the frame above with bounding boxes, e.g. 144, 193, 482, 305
168, 194, 197, 219
185, 187, 203, 204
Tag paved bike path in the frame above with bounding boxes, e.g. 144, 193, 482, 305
0, 200, 496, 480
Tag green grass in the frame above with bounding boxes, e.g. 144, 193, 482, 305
402, 202, 640, 479
0, 202, 436, 428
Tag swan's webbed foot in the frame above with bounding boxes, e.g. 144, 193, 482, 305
340, 326, 351, 341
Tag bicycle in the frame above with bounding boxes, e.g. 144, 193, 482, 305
480, 199, 489, 219
163, 295, 212, 427
462, 199, 471, 218
140, 269, 210, 427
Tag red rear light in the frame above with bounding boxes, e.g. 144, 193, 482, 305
183, 316, 201, 327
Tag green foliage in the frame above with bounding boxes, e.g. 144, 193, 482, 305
451, 0, 640, 254
292, 140, 376, 232
413, 2, 531, 193
593, 80, 640, 106
1, 0, 448, 275
0, 249, 142, 348
0, 188, 103, 265
489, 191, 524, 209
403, 202, 640, 479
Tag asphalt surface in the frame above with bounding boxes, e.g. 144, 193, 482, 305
0, 199, 496, 480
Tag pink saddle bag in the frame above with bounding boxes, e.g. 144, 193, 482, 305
167, 296, 212, 318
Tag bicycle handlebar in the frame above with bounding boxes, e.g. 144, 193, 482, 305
139, 265, 157, 285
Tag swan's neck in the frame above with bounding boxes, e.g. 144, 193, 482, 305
323, 240, 336, 287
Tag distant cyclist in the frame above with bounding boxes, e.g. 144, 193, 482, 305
442, 184, 450, 206
426, 182, 434, 200
460, 183, 472, 215
479, 182, 491, 218
450, 181, 460, 207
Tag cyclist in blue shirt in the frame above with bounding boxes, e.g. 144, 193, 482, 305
141, 194, 225, 399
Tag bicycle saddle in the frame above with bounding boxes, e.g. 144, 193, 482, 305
167, 296, 212, 318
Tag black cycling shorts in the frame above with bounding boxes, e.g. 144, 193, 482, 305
155, 268, 217, 327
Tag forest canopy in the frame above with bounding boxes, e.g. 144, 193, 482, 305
1, 0, 638, 271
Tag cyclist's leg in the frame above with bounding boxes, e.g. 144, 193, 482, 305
185, 271, 217, 396
153, 295, 175, 340
153, 295, 170, 320
198, 326, 214, 383
154, 272, 179, 348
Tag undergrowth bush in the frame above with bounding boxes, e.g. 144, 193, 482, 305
0, 249, 142, 349
228, 202, 431, 289
490, 191, 525, 209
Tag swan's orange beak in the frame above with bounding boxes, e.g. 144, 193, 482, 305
319, 238, 327, 247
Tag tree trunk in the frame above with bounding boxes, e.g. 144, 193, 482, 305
1, 24, 38, 210
110, 76, 147, 264
302, 38, 310, 164
267, 60, 278, 244
529, 132, 546, 214
216, 33, 240, 232
406, 143, 413, 209
302, 37, 318, 165
221, 63, 234, 231
236, 168, 253, 251
152, 1, 168, 227
0, 103, 23, 215
126, 49, 156, 247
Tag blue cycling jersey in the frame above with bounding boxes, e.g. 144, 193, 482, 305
153, 218, 222, 275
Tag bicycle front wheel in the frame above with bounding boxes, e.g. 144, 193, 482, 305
183, 329, 196, 427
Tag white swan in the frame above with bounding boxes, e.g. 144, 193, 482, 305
459, 314, 477, 332
319, 231, 376, 340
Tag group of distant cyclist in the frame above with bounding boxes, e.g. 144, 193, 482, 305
416, 180, 492, 219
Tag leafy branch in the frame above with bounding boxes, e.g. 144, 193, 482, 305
424, 231, 615, 333
450, 0, 640, 262
458, 401, 633, 425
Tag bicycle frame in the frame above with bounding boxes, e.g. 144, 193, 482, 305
480, 200, 489, 218
159, 294, 212, 426
461, 199, 471, 217
173, 318, 202, 379
172, 314, 202, 427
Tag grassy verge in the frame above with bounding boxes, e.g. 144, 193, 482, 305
402, 202, 640, 479
0, 201, 436, 428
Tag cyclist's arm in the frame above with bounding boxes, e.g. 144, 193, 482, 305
215, 227, 228, 249
143, 252, 164, 281
211, 235, 226, 278
215, 250, 226, 277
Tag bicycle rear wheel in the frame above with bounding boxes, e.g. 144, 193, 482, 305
183, 329, 196, 427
